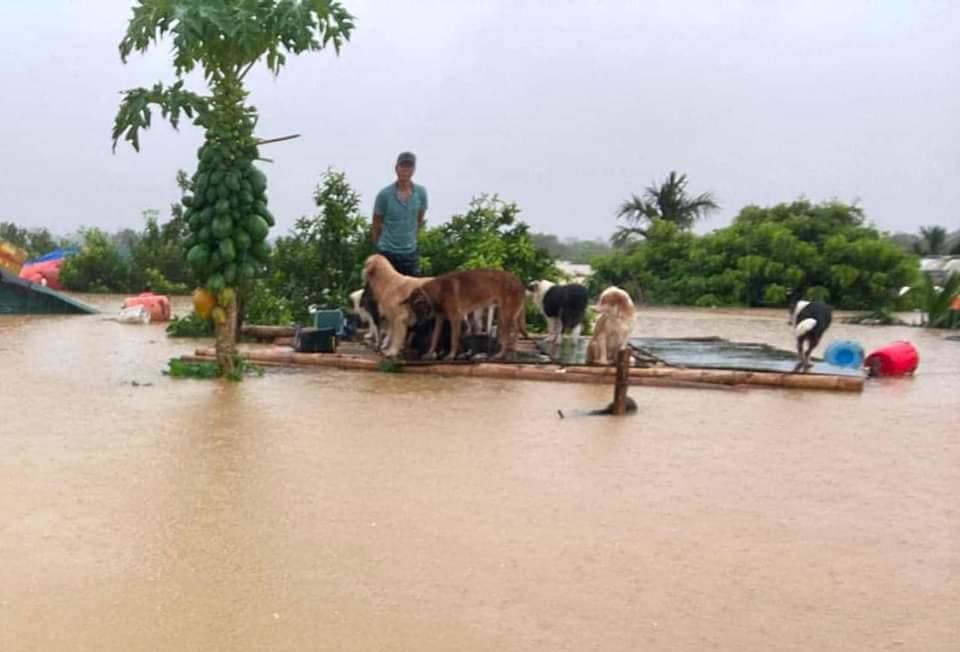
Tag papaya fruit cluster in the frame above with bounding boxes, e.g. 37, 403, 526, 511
184, 140, 274, 323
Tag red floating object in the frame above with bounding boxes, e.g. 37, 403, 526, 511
122, 292, 172, 322
864, 341, 919, 377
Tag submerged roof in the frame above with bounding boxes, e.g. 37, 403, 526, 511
0, 269, 97, 315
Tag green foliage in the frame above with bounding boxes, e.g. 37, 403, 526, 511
270, 169, 372, 321
129, 205, 193, 290
524, 303, 547, 333
529, 233, 611, 264
419, 195, 559, 283
59, 229, 131, 292
165, 356, 263, 381
166, 312, 215, 337
114, 0, 354, 150
243, 279, 296, 325
592, 200, 920, 310
143, 268, 190, 295
377, 358, 403, 373
58, 180, 195, 294
119, 0, 354, 78
913, 226, 948, 255
590, 220, 697, 303
915, 273, 960, 329
166, 358, 222, 378
0, 222, 62, 259
112, 81, 210, 152
913, 225, 960, 256
612, 171, 719, 246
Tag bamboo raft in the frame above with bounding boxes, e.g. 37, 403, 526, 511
185, 344, 865, 393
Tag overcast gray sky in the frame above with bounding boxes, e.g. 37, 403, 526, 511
1, 1, 957, 241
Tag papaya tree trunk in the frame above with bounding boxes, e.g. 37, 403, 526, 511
215, 293, 239, 375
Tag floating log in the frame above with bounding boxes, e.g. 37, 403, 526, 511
190, 348, 863, 392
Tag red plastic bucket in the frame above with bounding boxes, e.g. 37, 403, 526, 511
864, 341, 918, 377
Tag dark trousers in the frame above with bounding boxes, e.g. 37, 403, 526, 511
377, 249, 419, 277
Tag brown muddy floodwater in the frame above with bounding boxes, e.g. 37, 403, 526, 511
1, 295, 958, 651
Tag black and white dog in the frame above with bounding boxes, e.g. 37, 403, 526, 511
350, 288, 382, 348
527, 280, 589, 347
788, 297, 833, 372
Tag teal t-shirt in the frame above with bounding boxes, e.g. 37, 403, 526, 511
374, 183, 428, 254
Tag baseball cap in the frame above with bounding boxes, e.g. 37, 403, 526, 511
396, 151, 417, 166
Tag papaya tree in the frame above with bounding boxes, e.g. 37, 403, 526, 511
111, 0, 354, 376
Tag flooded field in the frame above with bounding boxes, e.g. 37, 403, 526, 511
1, 295, 957, 651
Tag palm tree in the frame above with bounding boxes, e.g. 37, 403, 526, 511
612, 171, 718, 246
913, 225, 949, 255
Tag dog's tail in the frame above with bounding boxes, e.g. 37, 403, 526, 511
517, 303, 530, 339
794, 317, 818, 338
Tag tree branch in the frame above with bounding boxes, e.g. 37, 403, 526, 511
238, 60, 257, 81
255, 134, 301, 146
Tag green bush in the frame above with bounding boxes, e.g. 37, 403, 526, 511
419, 195, 559, 284
144, 268, 190, 295
166, 312, 214, 337
269, 169, 372, 322
165, 357, 263, 382
591, 200, 920, 310
243, 280, 295, 326
60, 228, 132, 292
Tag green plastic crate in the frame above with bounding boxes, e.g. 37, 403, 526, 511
313, 308, 344, 335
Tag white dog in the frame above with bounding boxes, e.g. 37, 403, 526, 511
586, 286, 637, 365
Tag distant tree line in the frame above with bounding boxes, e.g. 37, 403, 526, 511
528, 233, 611, 265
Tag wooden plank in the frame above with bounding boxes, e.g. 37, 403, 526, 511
190, 348, 864, 392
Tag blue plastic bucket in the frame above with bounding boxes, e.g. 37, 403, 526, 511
824, 340, 864, 368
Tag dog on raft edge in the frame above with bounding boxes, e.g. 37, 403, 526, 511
586, 286, 637, 365
361, 254, 433, 357
403, 268, 528, 360
526, 280, 589, 345
349, 288, 382, 348
787, 293, 833, 372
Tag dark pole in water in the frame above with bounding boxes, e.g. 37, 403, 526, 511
612, 348, 631, 415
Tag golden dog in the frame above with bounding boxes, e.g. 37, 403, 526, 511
586, 286, 637, 365
404, 268, 527, 360
362, 254, 432, 357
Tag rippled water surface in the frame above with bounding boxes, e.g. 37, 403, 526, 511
1, 295, 957, 651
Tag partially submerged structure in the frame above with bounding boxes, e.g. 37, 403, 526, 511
184, 330, 865, 393
0, 269, 97, 315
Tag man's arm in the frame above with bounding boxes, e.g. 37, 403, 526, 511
371, 213, 383, 245
418, 187, 428, 230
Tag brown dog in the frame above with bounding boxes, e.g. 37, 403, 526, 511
404, 268, 527, 360
362, 254, 433, 357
